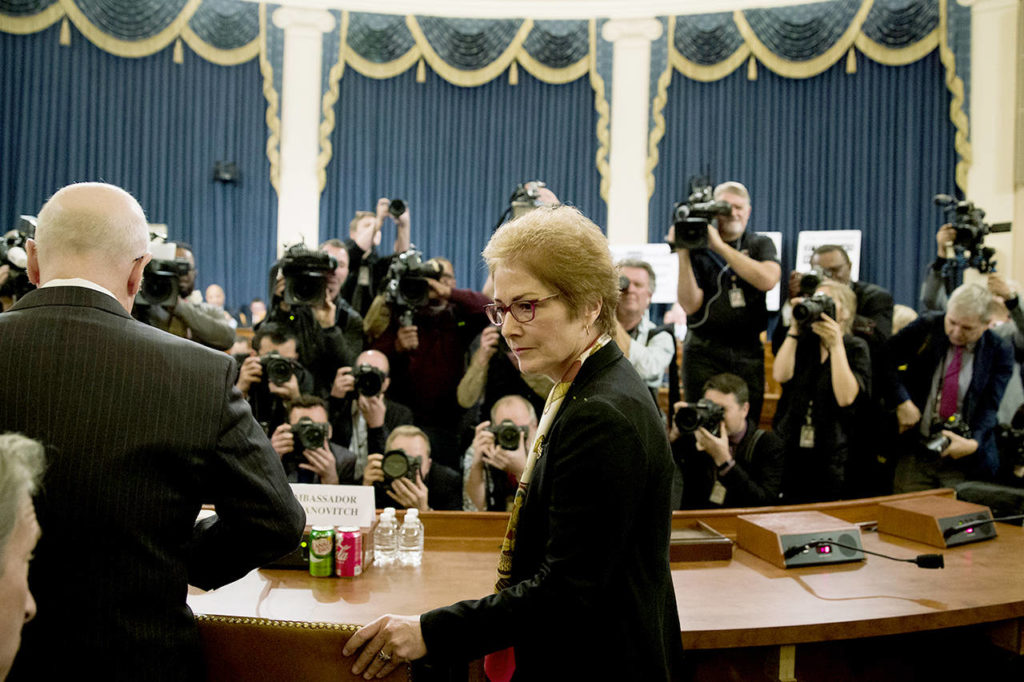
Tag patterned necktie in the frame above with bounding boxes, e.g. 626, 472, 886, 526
939, 345, 963, 420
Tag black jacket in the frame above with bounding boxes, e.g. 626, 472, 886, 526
1, 287, 305, 681
419, 342, 684, 680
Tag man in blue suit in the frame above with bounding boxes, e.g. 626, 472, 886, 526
890, 282, 1014, 492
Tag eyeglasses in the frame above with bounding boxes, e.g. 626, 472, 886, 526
484, 293, 559, 325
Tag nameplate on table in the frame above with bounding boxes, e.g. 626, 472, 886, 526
290, 484, 375, 528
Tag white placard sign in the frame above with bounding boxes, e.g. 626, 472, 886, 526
759, 231, 783, 312
609, 243, 677, 304
289, 484, 375, 528
794, 230, 863, 282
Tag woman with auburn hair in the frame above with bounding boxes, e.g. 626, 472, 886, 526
773, 278, 872, 503
344, 206, 684, 681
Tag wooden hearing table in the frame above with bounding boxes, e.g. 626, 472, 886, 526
188, 489, 1024, 681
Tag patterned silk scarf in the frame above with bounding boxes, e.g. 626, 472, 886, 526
484, 334, 611, 682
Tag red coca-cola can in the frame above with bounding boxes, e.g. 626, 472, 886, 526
335, 526, 362, 578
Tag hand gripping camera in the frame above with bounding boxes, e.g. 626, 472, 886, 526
674, 399, 725, 437
260, 351, 294, 385
923, 414, 971, 458
381, 448, 421, 485
792, 292, 836, 326
672, 183, 732, 250
352, 364, 386, 397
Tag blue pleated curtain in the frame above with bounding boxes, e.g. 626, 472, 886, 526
650, 52, 956, 307
318, 67, 603, 292
0, 23, 275, 311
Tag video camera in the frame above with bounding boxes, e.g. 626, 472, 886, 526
934, 194, 996, 273
382, 249, 444, 320
674, 399, 725, 436
139, 258, 192, 307
792, 292, 836, 326
292, 416, 328, 451
352, 363, 386, 397
381, 448, 422, 485
277, 244, 337, 307
922, 414, 971, 457
488, 419, 528, 451
672, 182, 732, 250
0, 218, 35, 299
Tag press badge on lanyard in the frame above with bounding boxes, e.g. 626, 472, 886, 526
728, 275, 745, 308
709, 480, 727, 505
799, 400, 815, 449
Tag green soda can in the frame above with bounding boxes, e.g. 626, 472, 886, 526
309, 525, 334, 577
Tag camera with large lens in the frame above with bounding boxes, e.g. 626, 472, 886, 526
922, 414, 971, 457
672, 183, 732, 250
139, 258, 191, 307
934, 193, 995, 273
353, 363, 386, 397
0, 221, 35, 299
278, 244, 337, 306
292, 416, 328, 451
488, 419, 527, 451
381, 448, 422, 485
798, 269, 824, 297
388, 199, 406, 219
674, 399, 725, 436
382, 249, 444, 311
792, 292, 836, 326
260, 351, 294, 385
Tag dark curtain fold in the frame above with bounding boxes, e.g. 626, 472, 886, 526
319, 68, 603, 292
0, 24, 276, 311
650, 52, 956, 308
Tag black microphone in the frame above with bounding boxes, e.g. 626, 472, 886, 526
785, 540, 944, 569
942, 514, 1024, 540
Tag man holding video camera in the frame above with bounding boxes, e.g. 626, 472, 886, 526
342, 197, 412, 317
890, 282, 1013, 492
669, 373, 784, 509
462, 395, 538, 512
674, 181, 780, 422
361, 425, 461, 511
137, 243, 235, 350
270, 395, 357, 485
328, 349, 414, 481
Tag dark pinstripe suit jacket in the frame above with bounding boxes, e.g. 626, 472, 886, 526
0, 286, 305, 681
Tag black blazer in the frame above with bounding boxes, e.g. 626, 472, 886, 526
0, 287, 305, 681
420, 342, 684, 680
890, 312, 1013, 476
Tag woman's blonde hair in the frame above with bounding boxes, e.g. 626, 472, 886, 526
482, 206, 619, 336
816, 279, 857, 334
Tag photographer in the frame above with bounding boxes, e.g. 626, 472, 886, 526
236, 322, 314, 433
342, 198, 412, 317
674, 181, 780, 422
328, 349, 414, 481
320, 238, 365, 356
462, 395, 538, 512
362, 425, 460, 511
263, 247, 359, 396
921, 225, 1024, 426
616, 259, 675, 405
368, 256, 491, 470
145, 244, 234, 350
269, 395, 356, 485
775, 244, 898, 498
669, 373, 784, 509
890, 282, 1013, 492
773, 280, 871, 503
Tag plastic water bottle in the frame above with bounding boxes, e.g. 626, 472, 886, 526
398, 508, 424, 567
373, 508, 398, 568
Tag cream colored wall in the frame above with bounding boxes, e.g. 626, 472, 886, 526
966, 0, 1019, 284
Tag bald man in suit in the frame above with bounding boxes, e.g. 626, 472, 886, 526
0, 183, 305, 681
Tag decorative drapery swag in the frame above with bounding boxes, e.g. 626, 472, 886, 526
1, 0, 971, 195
